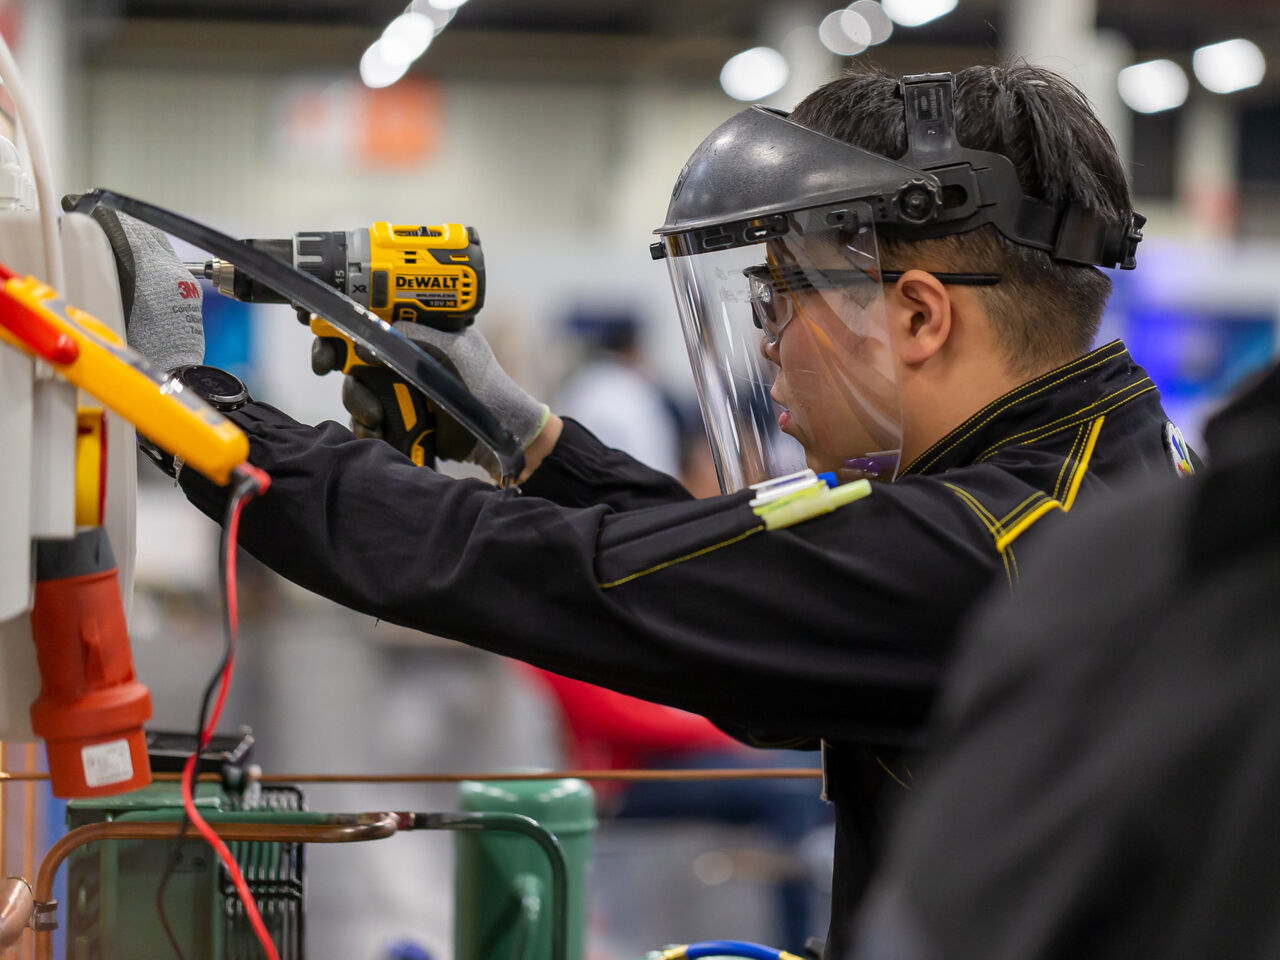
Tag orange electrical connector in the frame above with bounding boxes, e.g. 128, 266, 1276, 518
29, 529, 152, 798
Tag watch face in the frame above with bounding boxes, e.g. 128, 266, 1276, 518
178, 365, 248, 406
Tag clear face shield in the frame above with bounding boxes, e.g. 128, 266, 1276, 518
665, 205, 903, 493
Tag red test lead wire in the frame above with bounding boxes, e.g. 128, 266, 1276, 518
178, 465, 276, 960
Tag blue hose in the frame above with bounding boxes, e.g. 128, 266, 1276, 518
683, 941, 802, 960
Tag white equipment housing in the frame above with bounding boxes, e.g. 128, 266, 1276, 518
0, 207, 135, 739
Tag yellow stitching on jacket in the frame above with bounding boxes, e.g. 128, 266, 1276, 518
901, 341, 1127, 475
1052, 423, 1089, 500
945, 482, 1002, 531
1000, 493, 1050, 533
944, 482, 1015, 588
999, 490, 1049, 530
599, 525, 765, 589
993, 415, 1106, 553
976, 380, 1153, 463
875, 754, 912, 790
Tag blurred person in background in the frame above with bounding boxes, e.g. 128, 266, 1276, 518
849, 362, 1280, 960
526, 666, 831, 952
101, 64, 1192, 958
553, 308, 683, 477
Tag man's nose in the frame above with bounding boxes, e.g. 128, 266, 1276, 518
760, 335, 780, 365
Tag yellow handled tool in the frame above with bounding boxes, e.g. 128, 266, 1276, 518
0, 265, 248, 485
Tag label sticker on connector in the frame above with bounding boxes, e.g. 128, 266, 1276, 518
82, 738, 134, 788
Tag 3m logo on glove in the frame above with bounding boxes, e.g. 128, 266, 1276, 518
177, 280, 200, 299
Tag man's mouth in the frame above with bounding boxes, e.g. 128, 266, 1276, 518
770, 385, 793, 431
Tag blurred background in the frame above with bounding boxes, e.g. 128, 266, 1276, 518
3, 0, 1280, 957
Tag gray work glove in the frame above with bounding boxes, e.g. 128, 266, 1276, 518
62, 194, 203, 373
321, 321, 548, 470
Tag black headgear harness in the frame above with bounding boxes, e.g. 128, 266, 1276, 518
653, 72, 1144, 271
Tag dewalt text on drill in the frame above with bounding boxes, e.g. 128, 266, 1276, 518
194, 221, 484, 466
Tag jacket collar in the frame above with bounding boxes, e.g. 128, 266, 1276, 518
900, 340, 1152, 477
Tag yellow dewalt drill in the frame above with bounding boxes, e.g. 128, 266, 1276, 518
194, 221, 484, 466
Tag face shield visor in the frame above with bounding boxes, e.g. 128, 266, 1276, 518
664, 204, 902, 492
654, 77, 1146, 493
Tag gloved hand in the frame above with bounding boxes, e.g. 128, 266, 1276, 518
313, 321, 549, 472
61, 194, 203, 373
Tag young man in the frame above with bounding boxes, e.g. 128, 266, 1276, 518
849, 363, 1279, 960
112, 65, 1192, 956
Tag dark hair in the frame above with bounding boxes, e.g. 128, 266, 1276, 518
789, 64, 1132, 374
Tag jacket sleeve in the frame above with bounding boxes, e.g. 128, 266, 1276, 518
521, 417, 695, 510
180, 402, 1000, 745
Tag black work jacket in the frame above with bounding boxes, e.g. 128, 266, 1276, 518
850, 364, 1278, 960
180, 339, 1185, 958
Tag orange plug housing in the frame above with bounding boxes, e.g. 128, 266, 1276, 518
29, 530, 153, 798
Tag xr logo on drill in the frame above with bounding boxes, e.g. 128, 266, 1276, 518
177, 280, 200, 300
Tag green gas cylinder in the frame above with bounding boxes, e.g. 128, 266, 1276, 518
454, 778, 596, 960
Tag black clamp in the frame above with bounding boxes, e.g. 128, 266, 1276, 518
32, 899, 58, 932
1116, 212, 1146, 270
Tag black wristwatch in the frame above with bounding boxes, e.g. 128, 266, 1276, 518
169, 364, 251, 412
140, 365, 252, 478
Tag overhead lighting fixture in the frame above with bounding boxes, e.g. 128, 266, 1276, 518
1193, 38, 1266, 94
426, 0, 470, 10
880, 0, 958, 28
819, 10, 868, 57
839, 10, 873, 47
720, 47, 790, 101
1117, 59, 1188, 114
848, 1, 894, 44
360, 40, 410, 89
380, 11, 434, 66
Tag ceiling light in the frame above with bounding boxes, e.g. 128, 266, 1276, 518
848, 1, 894, 44
839, 10, 873, 47
880, 0, 958, 28
1117, 59, 1188, 114
426, 0, 469, 10
819, 10, 868, 57
408, 1, 456, 31
360, 40, 410, 89
380, 12, 434, 66
720, 47, 790, 101
1193, 38, 1266, 94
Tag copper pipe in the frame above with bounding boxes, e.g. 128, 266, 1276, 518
2, 767, 822, 785
34, 812, 401, 960
1, 741, 7, 877
0, 877, 33, 950
21, 744, 36, 960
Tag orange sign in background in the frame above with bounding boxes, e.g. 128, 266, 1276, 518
276, 76, 443, 171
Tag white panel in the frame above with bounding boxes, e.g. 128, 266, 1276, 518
0, 347, 33, 620
28, 376, 76, 537
0, 210, 42, 738
0, 210, 44, 626
0, 613, 38, 739
0, 211, 135, 738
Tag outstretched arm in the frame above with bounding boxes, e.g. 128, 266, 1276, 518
180, 401, 997, 745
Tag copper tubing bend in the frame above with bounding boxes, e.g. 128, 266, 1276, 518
0, 876, 34, 950
33, 812, 402, 960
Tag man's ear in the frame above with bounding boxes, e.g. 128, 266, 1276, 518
888, 269, 951, 366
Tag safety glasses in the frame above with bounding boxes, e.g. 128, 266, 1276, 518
744, 263, 1000, 345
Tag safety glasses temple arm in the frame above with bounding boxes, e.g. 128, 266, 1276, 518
72, 189, 525, 486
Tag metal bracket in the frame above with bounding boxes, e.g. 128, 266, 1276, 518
31, 898, 57, 932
